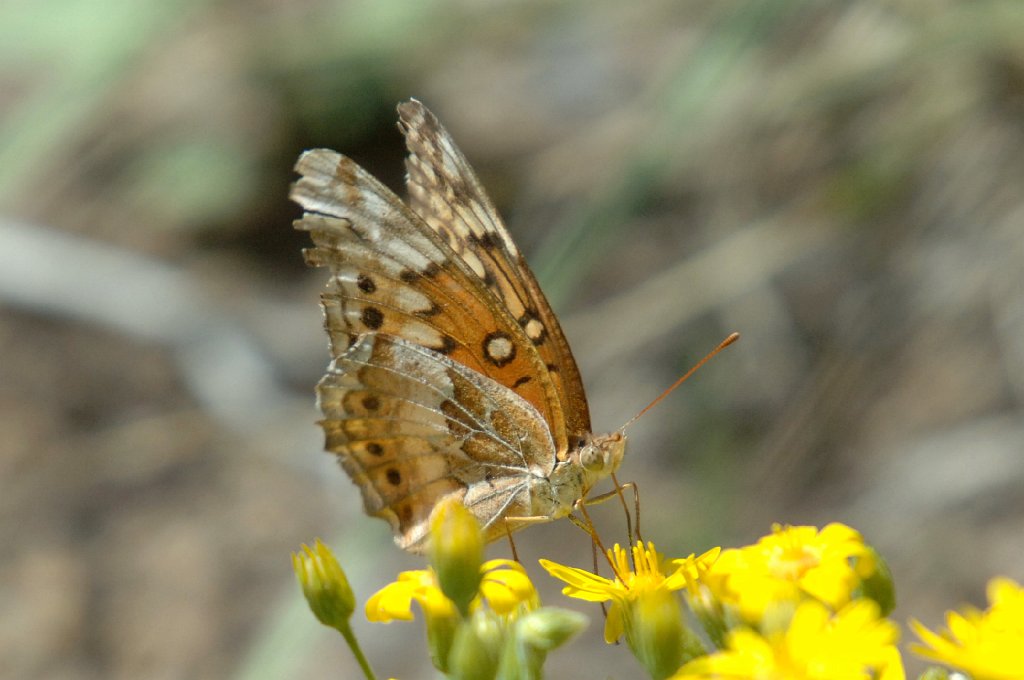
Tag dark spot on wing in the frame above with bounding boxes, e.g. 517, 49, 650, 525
450, 180, 475, 208
472, 231, 502, 251
433, 334, 457, 355
357, 274, 376, 294
398, 262, 441, 283
334, 158, 361, 207
361, 306, 384, 330
415, 302, 442, 318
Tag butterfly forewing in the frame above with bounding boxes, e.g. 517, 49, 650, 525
398, 101, 592, 447
293, 149, 560, 426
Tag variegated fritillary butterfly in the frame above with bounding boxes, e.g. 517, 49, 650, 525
290, 100, 625, 553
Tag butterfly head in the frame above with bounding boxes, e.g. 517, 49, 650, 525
576, 432, 627, 490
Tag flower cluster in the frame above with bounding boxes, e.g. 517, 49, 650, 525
542, 523, 900, 680
296, 499, 585, 680
294, 516, 1023, 680
677, 523, 901, 679
364, 557, 556, 675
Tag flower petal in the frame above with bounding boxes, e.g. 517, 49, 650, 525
480, 560, 538, 615
539, 559, 619, 599
366, 580, 417, 622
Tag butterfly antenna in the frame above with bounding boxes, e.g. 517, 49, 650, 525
619, 332, 740, 433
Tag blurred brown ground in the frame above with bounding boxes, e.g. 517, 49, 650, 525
2, 2, 1023, 678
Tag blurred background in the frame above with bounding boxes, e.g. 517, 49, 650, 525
3, 1, 1023, 678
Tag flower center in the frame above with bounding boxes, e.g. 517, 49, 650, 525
769, 545, 819, 580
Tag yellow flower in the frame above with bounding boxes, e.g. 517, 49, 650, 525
365, 560, 540, 674
365, 560, 539, 624
540, 541, 719, 644
705, 523, 872, 623
674, 547, 723, 596
479, 559, 540, 616
365, 568, 458, 672
366, 568, 457, 623
674, 599, 902, 680
910, 577, 1024, 680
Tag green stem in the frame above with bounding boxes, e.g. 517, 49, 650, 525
338, 623, 378, 680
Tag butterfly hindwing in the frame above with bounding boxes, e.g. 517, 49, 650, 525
318, 333, 556, 551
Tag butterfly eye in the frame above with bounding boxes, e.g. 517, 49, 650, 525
579, 433, 627, 475
579, 446, 605, 472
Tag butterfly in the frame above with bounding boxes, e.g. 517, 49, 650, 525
290, 100, 625, 553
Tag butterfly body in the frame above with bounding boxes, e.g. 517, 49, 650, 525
291, 100, 625, 552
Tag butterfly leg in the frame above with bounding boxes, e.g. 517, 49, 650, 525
613, 475, 642, 546
504, 522, 520, 564
500, 515, 564, 562
502, 514, 559, 530
571, 500, 626, 583
581, 477, 643, 547
566, 512, 619, 600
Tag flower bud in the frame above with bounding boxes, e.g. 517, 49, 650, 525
424, 613, 458, 673
520, 606, 585, 655
448, 610, 503, 680
495, 607, 588, 680
431, 498, 484, 617
516, 607, 588, 652
625, 588, 689, 680
292, 539, 355, 631
857, 546, 896, 616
